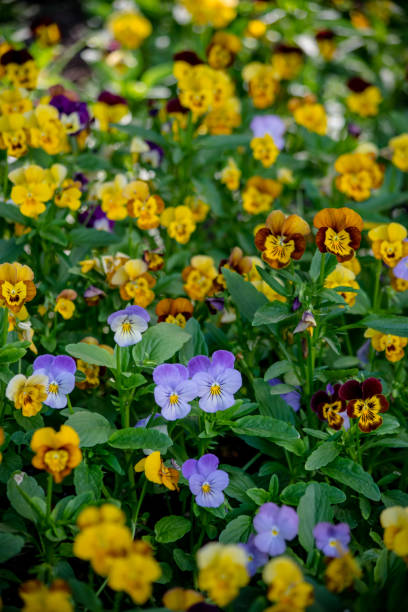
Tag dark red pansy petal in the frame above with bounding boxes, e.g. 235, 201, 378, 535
254, 228, 271, 252
339, 379, 362, 401
290, 234, 307, 260
310, 390, 329, 413
346, 226, 362, 250
377, 394, 389, 413
315, 227, 327, 253
332, 383, 342, 399
362, 377, 382, 399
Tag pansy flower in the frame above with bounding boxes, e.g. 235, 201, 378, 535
135, 451, 179, 491
368, 222, 408, 268
33, 354, 76, 409
311, 383, 349, 430
107, 305, 150, 347
153, 364, 197, 421
239, 534, 268, 576
155, 297, 193, 327
253, 502, 298, 556
31, 425, 82, 483
255, 210, 310, 269
313, 522, 350, 558
314, 208, 364, 262
339, 378, 389, 433
182, 454, 229, 508
0, 262, 36, 313
188, 350, 242, 413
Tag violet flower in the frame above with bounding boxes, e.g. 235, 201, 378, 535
293, 310, 316, 334
107, 305, 150, 347
253, 502, 298, 556
268, 378, 301, 412
313, 522, 350, 557
188, 350, 242, 413
33, 355, 76, 409
50, 94, 90, 134
153, 363, 198, 420
250, 115, 286, 149
78, 205, 115, 232
239, 534, 268, 576
182, 453, 229, 508
393, 256, 408, 280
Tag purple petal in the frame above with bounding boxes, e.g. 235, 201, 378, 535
207, 469, 229, 492
33, 354, 54, 372
197, 454, 219, 477
253, 503, 279, 533
182, 459, 198, 479
54, 371, 75, 395
277, 505, 298, 540
393, 256, 408, 280
188, 472, 205, 495
153, 363, 188, 386
217, 369, 242, 394
124, 305, 150, 322
211, 350, 235, 372
188, 355, 211, 377
195, 489, 224, 508
192, 371, 214, 395
254, 532, 286, 556
52, 355, 77, 375
161, 399, 191, 421
199, 391, 235, 413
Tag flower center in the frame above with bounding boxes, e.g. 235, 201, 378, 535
271, 526, 280, 536
121, 321, 132, 334
169, 393, 179, 405
210, 383, 221, 396
324, 228, 352, 256
264, 234, 295, 264
201, 482, 211, 493
329, 538, 338, 548
48, 382, 59, 394
44, 449, 69, 473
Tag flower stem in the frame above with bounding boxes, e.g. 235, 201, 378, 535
132, 477, 148, 537
116, 347, 125, 427
46, 473, 53, 519
66, 395, 74, 414
372, 259, 382, 311
319, 252, 326, 286
306, 332, 315, 397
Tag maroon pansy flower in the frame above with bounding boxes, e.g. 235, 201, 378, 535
339, 378, 389, 433
311, 383, 347, 430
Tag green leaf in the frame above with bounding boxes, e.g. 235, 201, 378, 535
309, 249, 323, 281
65, 411, 114, 447
108, 428, 172, 453
0, 201, 32, 224
219, 515, 252, 544
39, 225, 68, 247
132, 323, 191, 365
223, 267, 268, 322
360, 314, 408, 338
112, 124, 167, 147
195, 133, 251, 150
297, 483, 333, 552
305, 442, 340, 471
252, 303, 292, 326
173, 548, 195, 571
0, 345, 27, 364
280, 481, 346, 506
65, 343, 115, 368
246, 487, 270, 505
192, 177, 225, 217
7, 472, 45, 522
263, 360, 292, 381
69, 227, 120, 247
0, 532, 25, 563
232, 416, 299, 440
14, 411, 44, 431
154, 516, 191, 543
321, 457, 381, 501
67, 579, 102, 611
74, 463, 103, 499
178, 318, 208, 363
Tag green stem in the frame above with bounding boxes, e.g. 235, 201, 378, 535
46, 473, 53, 519
372, 259, 382, 311
306, 332, 315, 397
116, 347, 125, 427
3, 155, 8, 199
319, 252, 326, 286
132, 477, 148, 537
66, 395, 74, 414
0, 307, 8, 347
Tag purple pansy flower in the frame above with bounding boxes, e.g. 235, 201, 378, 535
250, 115, 286, 149
188, 350, 242, 413
78, 205, 115, 232
393, 256, 408, 280
268, 378, 301, 412
182, 453, 229, 508
50, 94, 90, 134
107, 305, 150, 347
33, 354, 76, 409
253, 502, 298, 556
239, 534, 268, 576
313, 522, 350, 558
153, 363, 197, 421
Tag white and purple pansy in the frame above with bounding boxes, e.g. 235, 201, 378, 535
253, 502, 299, 556
107, 305, 150, 347
33, 354, 76, 409
188, 350, 242, 413
182, 453, 229, 508
153, 363, 198, 421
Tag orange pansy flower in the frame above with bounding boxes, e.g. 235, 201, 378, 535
314, 208, 363, 262
254, 210, 310, 269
